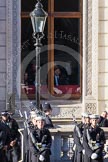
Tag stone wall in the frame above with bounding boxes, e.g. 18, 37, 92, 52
0, 0, 6, 111
0, 0, 99, 117
0, 0, 108, 116
98, 0, 108, 113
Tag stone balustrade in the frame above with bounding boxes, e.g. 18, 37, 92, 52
18, 121, 108, 162
49, 125, 108, 162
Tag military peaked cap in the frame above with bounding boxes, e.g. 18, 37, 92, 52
1, 111, 9, 116
89, 114, 100, 119
42, 102, 52, 111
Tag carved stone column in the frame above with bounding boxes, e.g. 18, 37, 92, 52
6, 0, 21, 111
12, 0, 21, 100
6, 0, 13, 109
83, 0, 98, 114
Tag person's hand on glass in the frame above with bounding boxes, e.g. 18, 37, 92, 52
53, 87, 63, 94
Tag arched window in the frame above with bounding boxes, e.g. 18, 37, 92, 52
21, 0, 82, 100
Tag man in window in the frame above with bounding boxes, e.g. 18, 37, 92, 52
53, 65, 70, 94
54, 65, 69, 86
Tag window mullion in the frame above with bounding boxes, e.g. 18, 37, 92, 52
52, 12, 81, 18
48, 0, 54, 95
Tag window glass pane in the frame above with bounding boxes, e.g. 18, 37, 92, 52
21, 18, 48, 96
54, 0, 80, 12
21, 0, 48, 12
54, 18, 81, 94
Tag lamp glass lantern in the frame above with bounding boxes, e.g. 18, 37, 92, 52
30, 1, 48, 34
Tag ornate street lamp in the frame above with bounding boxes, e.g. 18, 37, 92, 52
30, 0, 48, 110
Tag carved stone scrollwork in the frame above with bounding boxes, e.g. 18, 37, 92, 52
53, 106, 82, 118
91, 0, 98, 97
83, 0, 98, 98
85, 103, 97, 114
86, 0, 98, 98
86, 0, 92, 96
84, 0, 98, 114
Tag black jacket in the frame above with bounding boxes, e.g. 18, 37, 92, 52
73, 122, 84, 162
44, 115, 54, 129
83, 125, 106, 162
98, 116, 108, 127
0, 122, 8, 149
29, 127, 52, 155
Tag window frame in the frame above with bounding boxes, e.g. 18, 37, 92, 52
21, 0, 83, 100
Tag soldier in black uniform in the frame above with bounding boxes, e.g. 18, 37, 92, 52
83, 114, 106, 162
42, 103, 54, 129
24, 111, 37, 162
29, 115, 52, 162
0, 121, 10, 162
73, 112, 90, 162
1, 111, 20, 162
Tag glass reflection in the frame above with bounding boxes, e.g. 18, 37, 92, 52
21, 18, 48, 96
54, 0, 80, 12
54, 18, 81, 94
21, 0, 48, 12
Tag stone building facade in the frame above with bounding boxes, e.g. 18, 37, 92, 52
98, 1, 108, 113
0, 0, 108, 119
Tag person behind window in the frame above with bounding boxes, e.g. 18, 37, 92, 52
24, 72, 29, 86
54, 65, 69, 86
46, 65, 70, 94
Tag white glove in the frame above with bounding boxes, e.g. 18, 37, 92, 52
39, 155, 44, 161
91, 153, 98, 159
82, 149, 85, 155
